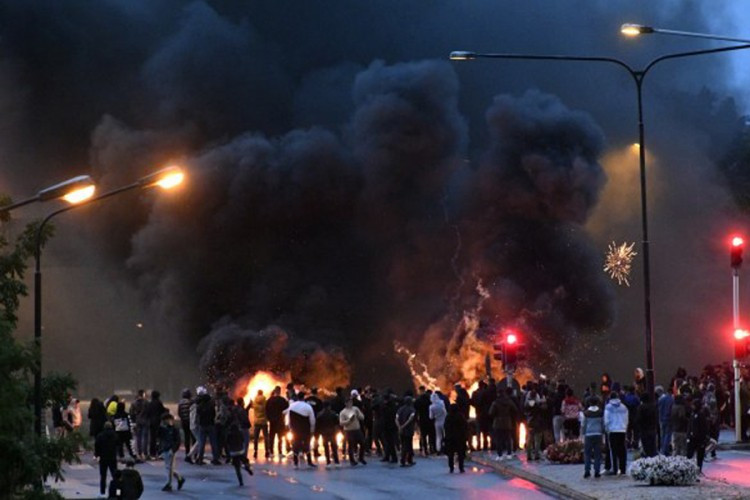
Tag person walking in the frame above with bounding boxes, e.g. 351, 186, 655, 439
604, 392, 628, 476
287, 391, 317, 468
129, 391, 149, 461
226, 417, 253, 486
429, 392, 447, 454
158, 413, 185, 492
252, 390, 270, 460
233, 397, 252, 460
340, 397, 366, 466
113, 402, 138, 461
396, 396, 417, 466
265, 386, 289, 457
582, 396, 604, 479
657, 385, 674, 455
178, 389, 194, 460
687, 398, 710, 472
95, 421, 119, 497
443, 404, 468, 473
671, 393, 689, 457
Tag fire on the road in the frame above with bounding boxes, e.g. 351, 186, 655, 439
241, 371, 290, 406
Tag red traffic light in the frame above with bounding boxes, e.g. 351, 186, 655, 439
735, 328, 749, 340
506, 333, 518, 345
733, 236, 744, 247
732, 236, 744, 269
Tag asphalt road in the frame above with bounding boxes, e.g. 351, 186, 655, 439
51, 452, 552, 499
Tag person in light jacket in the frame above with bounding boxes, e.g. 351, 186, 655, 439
429, 392, 447, 454
604, 393, 629, 476
339, 398, 366, 466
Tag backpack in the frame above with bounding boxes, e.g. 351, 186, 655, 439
114, 416, 130, 432
562, 400, 580, 420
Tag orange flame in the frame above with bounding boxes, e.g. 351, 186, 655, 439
519, 422, 527, 449
241, 371, 289, 407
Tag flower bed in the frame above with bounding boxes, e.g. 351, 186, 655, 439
629, 455, 699, 486
544, 440, 583, 464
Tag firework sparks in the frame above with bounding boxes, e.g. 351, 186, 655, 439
394, 341, 439, 390
604, 241, 637, 286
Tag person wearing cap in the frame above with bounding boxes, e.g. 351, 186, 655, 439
158, 413, 185, 492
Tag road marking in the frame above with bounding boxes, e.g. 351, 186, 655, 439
68, 464, 93, 470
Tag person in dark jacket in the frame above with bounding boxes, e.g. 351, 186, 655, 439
480, 381, 497, 451
265, 386, 289, 456
108, 460, 143, 499
454, 384, 471, 421
414, 387, 435, 455
177, 389, 193, 458
670, 394, 690, 456
129, 390, 149, 460
489, 389, 519, 460
381, 392, 399, 463
158, 414, 185, 492
622, 386, 640, 450
582, 396, 605, 478
443, 404, 468, 473
687, 398, 709, 471
95, 421, 119, 496
636, 393, 658, 457
195, 388, 220, 465
233, 398, 252, 459
89, 398, 107, 440
227, 418, 253, 486
316, 401, 341, 466
145, 391, 166, 459
396, 396, 417, 466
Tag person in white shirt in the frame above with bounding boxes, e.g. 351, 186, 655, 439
285, 391, 316, 468
339, 398, 366, 466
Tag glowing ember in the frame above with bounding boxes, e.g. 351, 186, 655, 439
335, 432, 344, 448
286, 430, 293, 442
603, 241, 637, 286
519, 422, 527, 449
468, 381, 479, 419
241, 371, 289, 407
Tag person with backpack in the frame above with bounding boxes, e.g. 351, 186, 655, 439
158, 413, 185, 492
113, 402, 138, 461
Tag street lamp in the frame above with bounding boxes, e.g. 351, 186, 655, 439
621, 23, 750, 44
33, 165, 185, 436
450, 34, 750, 401
0, 175, 96, 216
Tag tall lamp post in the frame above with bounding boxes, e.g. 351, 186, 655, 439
33, 166, 184, 436
0, 175, 96, 216
450, 29, 750, 400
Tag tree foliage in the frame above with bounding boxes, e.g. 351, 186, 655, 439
0, 217, 85, 498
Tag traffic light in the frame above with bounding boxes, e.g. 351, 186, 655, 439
493, 330, 527, 368
731, 236, 744, 269
735, 328, 750, 359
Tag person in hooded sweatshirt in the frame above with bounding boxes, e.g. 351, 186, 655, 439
582, 395, 605, 478
524, 387, 545, 461
286, 390, 316, 468
637, 393, 658, 457
687, 397, 710, 471
443, 404, 468, 473
429, 392, 447, 454
604, 392, 628, 476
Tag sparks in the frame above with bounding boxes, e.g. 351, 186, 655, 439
604, 241, 637, 286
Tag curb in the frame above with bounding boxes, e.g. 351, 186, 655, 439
470, 454, 596, 500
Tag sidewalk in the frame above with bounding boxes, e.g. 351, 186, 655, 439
470, 449, 750, 500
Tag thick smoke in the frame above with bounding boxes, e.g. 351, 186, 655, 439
3, 1, 749, 393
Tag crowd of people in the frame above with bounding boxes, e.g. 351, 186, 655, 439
61, 362, 747, 497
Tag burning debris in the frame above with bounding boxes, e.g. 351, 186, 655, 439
604, 241, 637, 286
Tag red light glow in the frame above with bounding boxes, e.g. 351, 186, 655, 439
733, 236, 744, 247
735, 329, 749, 340
506, 333, 518, 345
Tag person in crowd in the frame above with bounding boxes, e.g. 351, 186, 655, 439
287, 390, 316, 468
429, 392, 447, 454
95, 421, 119, 497
702, 383, 720, 461
415, 386, 434, 456
671, 393, 690, 457
108, 459, 143, 499
316, 401, 341, 467
524, 386, 544, 461
480, 381, 497, 450
381, 391, 400, 464
286, 383, 297, 403
396, 395, 417, 467
604, 392, 628, 476
687, 397, 710, 472
252, 389, 270, 460
145, 391, 166, 460
89, 398, 107, 440
177, 389, 194, 460
265, 386, 289, 457
214, 391, 232, 463
306, 388, 324, 457
63, 397, 82, 433
561, 388, 582, 441
637, 393, 658, 457
106, 395, 120, 420
600, 374, 612, 402
233, 397, 252, 460
339, 397, 366, 466
370, 389, 385, 456
634, 368, 646, 395
113, 402, 138, 461
443, 403, 467, 473
550, 381, 567, 444
186, 392, 200, 464
454, 384, 471, 422
158, 413, 185, 492
195, 386, 221, 465
226, 412, 253, 486
582, 395, 604, 479
129, 390, 149, 461
656, 385, 674, 455
489, 387, 518, 460
470, 381, 488, 450
622, 385, 640, 450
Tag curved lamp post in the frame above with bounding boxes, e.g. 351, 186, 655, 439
33, 166, 185, 436
450, 32, 750, 401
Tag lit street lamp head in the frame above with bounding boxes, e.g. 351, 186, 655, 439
449, 51, 477, 61
37, 175, 96, 203
621, 23, 654, 37
137, 165, 185, 190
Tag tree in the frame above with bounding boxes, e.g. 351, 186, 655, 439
0, 208, 85, 499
